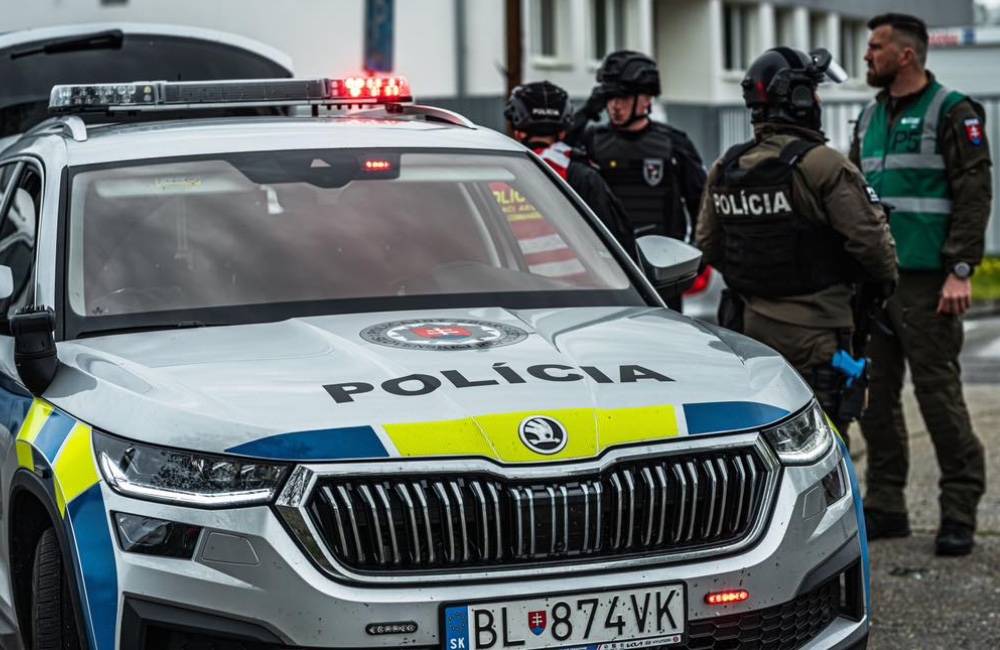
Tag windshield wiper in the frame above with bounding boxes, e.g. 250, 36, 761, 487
76, 320, 217, 338
10, 29, 124, 60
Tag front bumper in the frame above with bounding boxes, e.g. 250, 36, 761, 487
100, 439, 869, 650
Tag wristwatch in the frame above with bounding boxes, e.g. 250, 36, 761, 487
951, 261, 974, 279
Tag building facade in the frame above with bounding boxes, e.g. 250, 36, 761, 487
0, 0, 973, 144
4, 0, 993, 252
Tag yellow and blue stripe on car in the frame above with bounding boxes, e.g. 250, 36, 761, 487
12, 398, 117, 650
228, 400, 791, 461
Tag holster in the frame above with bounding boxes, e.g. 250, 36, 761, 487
717, 288, 745, 333
836, 364, 870, 423
812, 358, 870, 424
810, 365, 843, 418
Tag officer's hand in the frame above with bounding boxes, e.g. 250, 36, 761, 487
582, 85, 607, 120
937, 274, 973, 316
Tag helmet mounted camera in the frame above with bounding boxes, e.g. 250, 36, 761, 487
811, 48, 849, 84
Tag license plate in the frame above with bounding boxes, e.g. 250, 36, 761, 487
443, 583, 685, 650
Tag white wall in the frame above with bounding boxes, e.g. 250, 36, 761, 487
656, 0, 719, 104
464, 0, 508, 96
397, 0, 460, 95
0, 0, 471, 96
931, 47, 1000, 96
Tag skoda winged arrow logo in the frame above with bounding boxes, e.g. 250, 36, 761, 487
519, 416, 568, 455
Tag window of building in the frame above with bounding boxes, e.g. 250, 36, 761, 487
591, 0, 630, 60
810, 12, 830, 51
532, 0, 570, 60
775, 7, 795, 48
723, 3, 757, 71
840, 19, 866, 78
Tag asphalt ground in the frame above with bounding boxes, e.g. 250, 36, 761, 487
844, 350, 1000, 649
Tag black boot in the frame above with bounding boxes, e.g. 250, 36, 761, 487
864, 508, 911, 540
935, 520, 975, 557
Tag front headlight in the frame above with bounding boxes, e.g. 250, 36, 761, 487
94, 431, 289, 507
762, 401, 834, 464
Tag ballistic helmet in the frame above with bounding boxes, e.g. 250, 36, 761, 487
504, 81, 573, 135
741, 47, 846, 128
596, 50, 661, 97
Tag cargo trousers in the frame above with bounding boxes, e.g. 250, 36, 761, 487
859, 271, 986, 528
742, 310, 848, 435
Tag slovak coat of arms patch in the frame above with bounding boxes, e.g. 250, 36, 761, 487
643, 157, 665, 186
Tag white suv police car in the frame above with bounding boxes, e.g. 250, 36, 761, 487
0, 77, 869, 650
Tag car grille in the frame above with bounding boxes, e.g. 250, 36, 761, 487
305, 446, 774, 572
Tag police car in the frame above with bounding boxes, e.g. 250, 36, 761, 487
0, 76, 869, 650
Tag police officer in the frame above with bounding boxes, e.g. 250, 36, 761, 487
695, 47, 898, 436
569, 51, 706, 308
505, 81, 636, 258
851, 13, 990, 556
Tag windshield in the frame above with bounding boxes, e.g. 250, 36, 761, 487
66, 149, 642, 336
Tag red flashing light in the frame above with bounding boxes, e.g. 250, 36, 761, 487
331, 76, 411, 103
684, 265, 713, 296
705, 589, 750, 606
363, 159, 394, 172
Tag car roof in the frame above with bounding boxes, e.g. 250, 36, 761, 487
14, 112, 524, 166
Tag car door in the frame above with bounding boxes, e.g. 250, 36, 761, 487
0, 157, 44, 552
0, 160, 42, 622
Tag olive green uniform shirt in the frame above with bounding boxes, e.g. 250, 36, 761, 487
849, 73, 993, 269
697, 124, 898, 328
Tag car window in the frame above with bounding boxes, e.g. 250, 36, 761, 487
66, 150, 639, 327
0, 165, 40, 317
0, 163, 18, 199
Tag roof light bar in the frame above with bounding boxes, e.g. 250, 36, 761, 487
49, 76, 413, 113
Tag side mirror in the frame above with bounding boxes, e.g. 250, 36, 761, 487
0, 266, 12, 301
9, 307, 58, 395
636, 235, 703, 296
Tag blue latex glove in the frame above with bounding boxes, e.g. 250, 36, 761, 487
831, 350, 867, 388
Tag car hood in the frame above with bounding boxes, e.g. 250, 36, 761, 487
49, 307, 813, 462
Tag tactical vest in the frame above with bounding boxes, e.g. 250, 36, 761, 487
857, 82, 966, 270
587, 126, 685, 239
712, 139, 851, 298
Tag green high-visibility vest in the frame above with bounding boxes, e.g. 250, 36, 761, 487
857, 81, 966, 270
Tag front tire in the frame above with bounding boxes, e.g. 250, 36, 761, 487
30, 528, 82, 650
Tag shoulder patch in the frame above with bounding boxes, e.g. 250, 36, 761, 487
964, 117, 984, 146
864, 185, 881, 204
